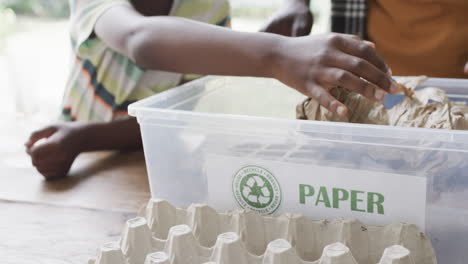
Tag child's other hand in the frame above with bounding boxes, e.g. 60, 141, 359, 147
25, 123, 83, 180
261, 0, 312, 37
272, 33, 399, 116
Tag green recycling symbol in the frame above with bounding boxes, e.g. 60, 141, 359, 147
240, 174, 273, 208
233, 165, 281, 214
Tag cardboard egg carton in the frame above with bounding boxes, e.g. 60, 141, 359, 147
90, 199, 436, 264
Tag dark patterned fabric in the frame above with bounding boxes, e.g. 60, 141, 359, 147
331, 0, 368, 39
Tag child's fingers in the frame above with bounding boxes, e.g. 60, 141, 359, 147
29, 137, 58, 162
363, 40, 375, 49
35, 166, 62, 180
31, 148, 66, 179
330, 53, 397, 94
464, 62, 468, 75
336, 35, 389, 76
322, 68, 385, 102
30, 143, 51, 167
306, 83, 348, 116
25, 126, 57, 149
26, 137, 49, 156
339, 35, 375, 50
362, 40, 394, 76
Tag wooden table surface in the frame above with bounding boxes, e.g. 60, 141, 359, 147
0, 119, 151, 263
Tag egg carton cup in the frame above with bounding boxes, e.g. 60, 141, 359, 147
90, 199, 436, 264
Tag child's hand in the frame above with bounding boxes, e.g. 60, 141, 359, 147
25, 123, 83, 180
272, 33, 398, 116
464, 62, 468, 75
261, 0, 312, 37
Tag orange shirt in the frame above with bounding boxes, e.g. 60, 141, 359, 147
368, 0, 468, 78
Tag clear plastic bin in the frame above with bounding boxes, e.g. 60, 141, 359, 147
129, 76, 468, 263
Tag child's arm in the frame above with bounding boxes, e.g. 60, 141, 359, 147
95, 5, 398, 115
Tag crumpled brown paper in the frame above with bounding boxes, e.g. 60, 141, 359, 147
297, 76, 468, 130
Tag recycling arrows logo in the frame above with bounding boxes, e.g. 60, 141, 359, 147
232, 165, 281, 215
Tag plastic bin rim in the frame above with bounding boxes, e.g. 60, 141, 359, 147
128, 76, 468, 139
130, 104, 468, 134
